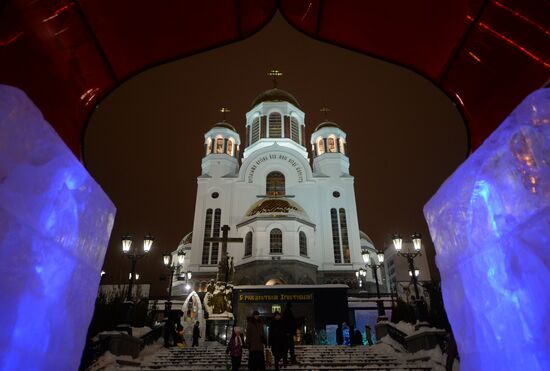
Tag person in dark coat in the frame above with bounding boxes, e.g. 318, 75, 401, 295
349, 325, 356, 345
365, 325, 373, 345
226, 326, 245, 371
246, 310, 266, 371
352, 329, 363, 346
192, 321, 201, 347
336, 323, 344, 345
281, 304, 298, 364
268, 312, 286, 371
163, 311, 175, 348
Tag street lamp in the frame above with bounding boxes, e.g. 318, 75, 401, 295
392, 232, 425, 323
361, 249, 387, 321
122, 233, 154, 302
183, 271, 192, 292
163, 250, 185, 314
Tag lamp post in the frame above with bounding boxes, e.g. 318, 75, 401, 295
162, 250, 185, 315
183, 271, 192, 292
392, 232, 425, 323
122, 233, 154, 302
361, 249, 387, 321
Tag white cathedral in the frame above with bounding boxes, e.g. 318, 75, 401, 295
171, 83, 381, 294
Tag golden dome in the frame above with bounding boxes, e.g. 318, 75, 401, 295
245, 197, 308, 219
251, 88, 301, 109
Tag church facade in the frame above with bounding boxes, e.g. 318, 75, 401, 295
172, 86, 380, 294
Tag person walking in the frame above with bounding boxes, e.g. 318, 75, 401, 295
192, 321, 201, 347
268, 312, 286, 371
176, 323, 186, 347
226, 326, 245, 371
349, 325, 356, 346
336, 323, 344, 345
352, 329, 363, 346
281, 303, 298, 364
163, 311, 175, 348
246, 310, 266, 371
365, 324, 373, 345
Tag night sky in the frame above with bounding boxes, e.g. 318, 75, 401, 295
84, 14, 468, 296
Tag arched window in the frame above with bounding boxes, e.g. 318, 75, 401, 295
317, 137, 325, 155
244, 232, 253, 257
251, 117, 260, 144
330, 208, 342, 263
206, 137, 212, 155
299, 231, 307, 257
266, 171, 285, 196
290, 116, 300, 143
339, 208, 351, 263
201, 209, 213, 264
327, 136, 337, 153
226, 138, 234, 156
215, 137, 224, 154
270, 229, 283, 254
268, 113, 282, 138
210, 208, 222, 264
339, 137, 346, 154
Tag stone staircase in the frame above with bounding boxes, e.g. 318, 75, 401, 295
118, 344, 433, 370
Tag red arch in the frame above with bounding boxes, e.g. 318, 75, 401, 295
1, 0, 548, 157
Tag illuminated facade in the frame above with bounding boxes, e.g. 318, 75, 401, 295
172, 87, 379, 292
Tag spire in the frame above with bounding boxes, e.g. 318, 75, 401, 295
268, 69, 283, 88
220, 107, 231, 122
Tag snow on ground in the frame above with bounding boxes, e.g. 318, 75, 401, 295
131, 326, 152, 338
87, 339, 164, 371
392, 321, 416, 335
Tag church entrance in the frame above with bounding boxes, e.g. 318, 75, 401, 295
233, 284, 348, 344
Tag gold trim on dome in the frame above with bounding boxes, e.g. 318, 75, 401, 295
246, 198, 299, 216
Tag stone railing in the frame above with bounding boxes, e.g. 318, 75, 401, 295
141, 325, 164, 347
376, 321, 448, 353
376, 321, 408, 348
81, 324, 164, 370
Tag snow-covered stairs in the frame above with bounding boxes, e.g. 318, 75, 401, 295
120, 344, 433, 370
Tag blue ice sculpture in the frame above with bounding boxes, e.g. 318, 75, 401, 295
424, 88, 550, 370
0, 85, 115, 370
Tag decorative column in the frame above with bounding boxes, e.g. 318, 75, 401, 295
260, 116, 267, 138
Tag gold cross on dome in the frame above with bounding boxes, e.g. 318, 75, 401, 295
220, 107, 231, 121
268, 69, 283, 88
320, 107, 331, 120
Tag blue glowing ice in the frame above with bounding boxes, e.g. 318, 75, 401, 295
424, 88, 550, 370
0, 85, 115, 370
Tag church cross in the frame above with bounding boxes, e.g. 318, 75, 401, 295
204, 225, 243, 256
268, 69, 283, 88
320, 107, 331, 120
204, 225, 243, 282
220, 107, 231, 121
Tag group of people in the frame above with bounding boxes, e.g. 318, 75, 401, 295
163, 311, 201, 348
336, 322, 373, 346
226, 304, 299, 371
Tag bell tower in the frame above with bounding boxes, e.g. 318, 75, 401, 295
201, 108, 241, 178
311, 109, 349, 176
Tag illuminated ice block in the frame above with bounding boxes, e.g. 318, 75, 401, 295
0, 85, 115, 370
424, 88, 550, 371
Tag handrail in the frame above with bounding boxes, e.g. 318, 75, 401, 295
140, 324, 164, 347
384, 322, 409, 348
